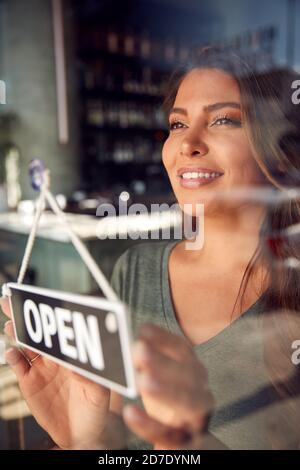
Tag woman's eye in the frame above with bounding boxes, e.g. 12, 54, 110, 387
211, 116, 241, 127
169, 121, 187, 131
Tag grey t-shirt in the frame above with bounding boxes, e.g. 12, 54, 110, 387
110, 240, 288, 450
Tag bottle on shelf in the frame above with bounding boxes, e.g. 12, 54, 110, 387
105, 71, 115, 91
86, 100, 105, 127
140, 30, 151, 59
83, 68, 95, 90
178, 44, 190, 63
119, 102, 129, 129
123, 28, 136, 57
107, 27, 119, 54
164, 38, 176, 63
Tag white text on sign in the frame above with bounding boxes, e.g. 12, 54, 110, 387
24, 299, 105, 370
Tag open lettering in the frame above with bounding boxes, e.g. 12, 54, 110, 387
23, 299, 105, 370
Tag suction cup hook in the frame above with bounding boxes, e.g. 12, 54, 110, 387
29, 158, 45, 192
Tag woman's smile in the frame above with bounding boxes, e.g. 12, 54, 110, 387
177, 166, 224, 189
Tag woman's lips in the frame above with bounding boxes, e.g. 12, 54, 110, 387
177, 171, 224, 189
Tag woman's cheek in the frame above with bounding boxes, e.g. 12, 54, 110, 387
161, 142, 169, 171
162, 138, 176, 171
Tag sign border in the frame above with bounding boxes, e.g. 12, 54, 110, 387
7, 282, 137, 399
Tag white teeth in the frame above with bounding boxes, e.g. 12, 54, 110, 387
181, 171, 222, 179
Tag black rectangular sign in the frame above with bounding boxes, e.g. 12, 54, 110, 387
7, 283, 137, 398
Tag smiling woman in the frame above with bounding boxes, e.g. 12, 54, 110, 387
2, 47, 300, 451
114, 48, 300, 450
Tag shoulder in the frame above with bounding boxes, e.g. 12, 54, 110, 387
114, 241, 170, 278
110, 240, 174, 301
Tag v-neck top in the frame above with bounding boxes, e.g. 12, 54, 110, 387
160, 240, 266, 353
110, 240, 277, 450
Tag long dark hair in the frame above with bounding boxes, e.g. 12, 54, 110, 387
163, 48, 300, 449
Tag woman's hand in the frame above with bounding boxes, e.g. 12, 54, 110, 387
1, 297, 112, 450
123, 323, 214, 450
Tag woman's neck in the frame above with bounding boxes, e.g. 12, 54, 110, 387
183, 204, 266, 272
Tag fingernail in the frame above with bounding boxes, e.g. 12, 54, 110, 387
132, 341, 152, 361
3, 321, 11, 332
123, 405, 144, 422
137, 373, 160, 391
5, 347, 19, 366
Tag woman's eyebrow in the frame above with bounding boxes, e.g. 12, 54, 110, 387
169, 102, 241, 116
169, 107, 188, 116
204, 102, 241, 112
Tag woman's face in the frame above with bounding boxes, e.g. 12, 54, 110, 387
162, 68, 264, 216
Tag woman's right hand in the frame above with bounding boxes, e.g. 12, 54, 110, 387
1, 297, 111, 450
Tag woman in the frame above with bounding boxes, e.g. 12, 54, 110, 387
2, 48, 300, 450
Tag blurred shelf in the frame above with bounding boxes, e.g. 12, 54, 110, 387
81, 88, 165, 102
83, 124, 168, 134
77, 48, 178, 72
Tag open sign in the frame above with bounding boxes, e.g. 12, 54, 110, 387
7, 283, 137, 398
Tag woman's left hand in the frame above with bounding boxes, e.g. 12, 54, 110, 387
123, 323, 214, 450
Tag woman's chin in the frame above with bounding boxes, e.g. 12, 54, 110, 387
177, 197, 216, 217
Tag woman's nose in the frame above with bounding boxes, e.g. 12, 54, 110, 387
180, 135, 208, 158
